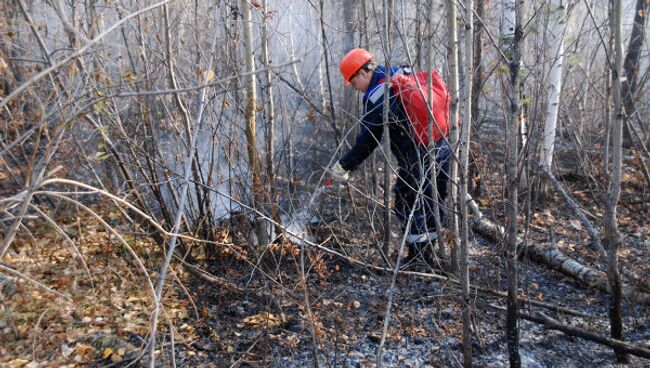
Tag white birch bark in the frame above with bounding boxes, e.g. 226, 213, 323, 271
447, 0, 461, 273
427, 1, 445, 261
501, 0, 516, 51
240, 0, 267, 246
540, 0, 570, 169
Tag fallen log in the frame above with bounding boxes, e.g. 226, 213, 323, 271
526, 312, 650, 359
478, 301, 650, 360
466, 195, 650, 304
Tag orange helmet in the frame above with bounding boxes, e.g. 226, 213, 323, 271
340, 48, 373, 86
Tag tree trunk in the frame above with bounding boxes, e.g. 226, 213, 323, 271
427, 0, 445, 262
377, 1, 394, 366
605, 0, 629, 362
447, 0, 461, 274
460, 0, 474, 364
240, 0, 268, 247
261, 0, 275, 191
501, 0, 522, 364
540, 0, 569, 173
469, 0, 485, 196
318, 0, 341, 141
380, 0, 395, 265
621, 0, 649, 147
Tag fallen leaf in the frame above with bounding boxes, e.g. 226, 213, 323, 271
569, 219, 582, 231
102, 347, 113, 359
5, 359, 30, 368
282, 334, 300, 348
75, 343, 96, 356
0, 57, 8, 71
200, 69, 215, 82
242, 312, 282, 328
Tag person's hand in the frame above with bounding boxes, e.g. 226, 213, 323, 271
329, 161, 349, 182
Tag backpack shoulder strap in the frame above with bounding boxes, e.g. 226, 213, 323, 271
368, 67, 412, 104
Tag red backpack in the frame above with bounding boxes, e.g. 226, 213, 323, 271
381, 70, 451, 146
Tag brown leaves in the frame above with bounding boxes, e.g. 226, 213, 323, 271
241, 312, 285, 328
4, 359, 30, 368
199, 69, 215, 82
0, 211, 193, 366
0, 56, 8, 73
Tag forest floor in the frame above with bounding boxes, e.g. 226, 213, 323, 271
1, 132, 649, 367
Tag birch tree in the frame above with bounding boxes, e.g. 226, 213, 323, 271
381, 0, 395, 261
377, 2, 395, 366
447, 0, 461, 273
501, 0, 523, 365
621, 0, 649, 147
241, 0, 268, 247
427, 0, 446, 263
262, 0, 276, 189
539, 0, 571, 174
605, 0, 629, 362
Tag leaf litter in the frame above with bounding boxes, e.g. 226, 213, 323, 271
0, 205, 196, 367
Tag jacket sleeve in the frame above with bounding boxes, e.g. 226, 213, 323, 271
339, 80, 404, 171
339, 102, 384, 171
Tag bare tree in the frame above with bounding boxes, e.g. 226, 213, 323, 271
447, 0, 461, 273
501, 0, 524, 365
621, 0, 649, 147
459, 0, 474, 365
539, 0, 572, 179
262, 0, 276, 189
605, 0, 629, 362
241, 0, 269, 247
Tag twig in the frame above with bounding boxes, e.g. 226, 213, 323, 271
40, 192, 156, 302
0, 263, 72, 301
228, 333, 261, 368
0, 0, 173, 111
31, 308, 50, 361
147, 18, 220, 366
539, 165, 607, 259
29, 204, 94, 287
169, 322, 176, 368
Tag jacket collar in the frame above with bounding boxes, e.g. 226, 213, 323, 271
364, 65, 403, 100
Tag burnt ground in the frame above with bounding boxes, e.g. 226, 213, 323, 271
167, 156, 649, 367
171, 234, 648, 367
3, 120, 647, 368
161, 122, 650, 367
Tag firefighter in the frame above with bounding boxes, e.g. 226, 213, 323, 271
330, 48, 451, 265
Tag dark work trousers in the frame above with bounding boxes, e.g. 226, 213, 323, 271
393, 139, 451, 242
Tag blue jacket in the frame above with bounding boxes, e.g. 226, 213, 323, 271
339, 65, 415, 171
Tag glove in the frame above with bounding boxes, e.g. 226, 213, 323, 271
329, 161, 349, 182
